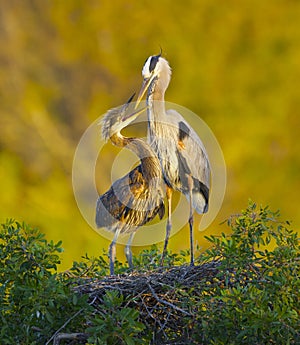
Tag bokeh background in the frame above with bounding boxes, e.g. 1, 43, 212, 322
1, 1, 299, 269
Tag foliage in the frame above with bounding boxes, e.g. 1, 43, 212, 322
87, 291, 148, 345
67, 245, 188, 280
0, 202, 299, 344
195, 201, 300, 344
132, 244, 188, 271
0, 220, 88, 344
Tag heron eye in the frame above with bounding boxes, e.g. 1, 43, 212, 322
149, 55, 160, 73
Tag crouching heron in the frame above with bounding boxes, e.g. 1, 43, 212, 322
96, 95, 165, 275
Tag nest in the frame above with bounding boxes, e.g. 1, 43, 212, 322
74, 261, 221, 344
76, 261, 220, 296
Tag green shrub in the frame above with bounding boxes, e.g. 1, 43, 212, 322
87, 290, 148, 345
196, 202, 300, 344
0, 220, 87, 344
0, 202, 299, 344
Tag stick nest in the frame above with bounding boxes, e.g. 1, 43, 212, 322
74, 261, 221, 343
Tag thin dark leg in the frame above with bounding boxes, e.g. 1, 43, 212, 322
161, 186, 172, 266
109, 241, 116, 276
125, 233, 135, 269
187, 175, 194, 266
109, 229, 121, 275
189, 208, 194, 266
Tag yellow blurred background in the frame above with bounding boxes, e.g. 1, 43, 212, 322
1, 1, 299, 269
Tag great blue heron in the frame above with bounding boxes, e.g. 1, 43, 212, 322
96, 95, 165, 275
135, 54, 210, 265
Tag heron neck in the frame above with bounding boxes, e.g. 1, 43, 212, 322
110, 133, 161, 180
146, 88, 167, 141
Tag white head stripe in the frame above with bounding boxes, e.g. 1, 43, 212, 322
142, 57, 153, 77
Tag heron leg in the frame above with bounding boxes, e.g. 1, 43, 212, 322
109, 229, 121, 275
125, 232, 135, 269
187, 175, 194, 266
161, 186, 172, 266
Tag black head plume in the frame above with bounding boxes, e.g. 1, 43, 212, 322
126, 93, 135, 105
149, 54, 160, 73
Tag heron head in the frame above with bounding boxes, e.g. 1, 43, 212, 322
135, 54, 172, 109
101, 94, 146, 141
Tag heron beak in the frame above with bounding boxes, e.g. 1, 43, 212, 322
122, 106, 148, 122
135, 74, 156, 110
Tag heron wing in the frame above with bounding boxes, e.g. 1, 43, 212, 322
166, 109, 211, 213
96, 165, 165, 233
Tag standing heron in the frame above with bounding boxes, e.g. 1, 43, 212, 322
96, 95, 165, 275
135, 54, 210, 265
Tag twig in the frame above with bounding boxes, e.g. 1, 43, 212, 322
147, 282, 191, 316
141, 296, 168, 338
45, 296, 97, 345
53, 333, 88, 345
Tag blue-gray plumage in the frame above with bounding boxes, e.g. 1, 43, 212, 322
135, 54, 211, 265
96, 96, 165, 275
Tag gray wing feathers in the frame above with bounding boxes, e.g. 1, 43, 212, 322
96, 166, 165, 234
166, 109, 211, 213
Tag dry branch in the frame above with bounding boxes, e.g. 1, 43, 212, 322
73, 261, 221, 343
